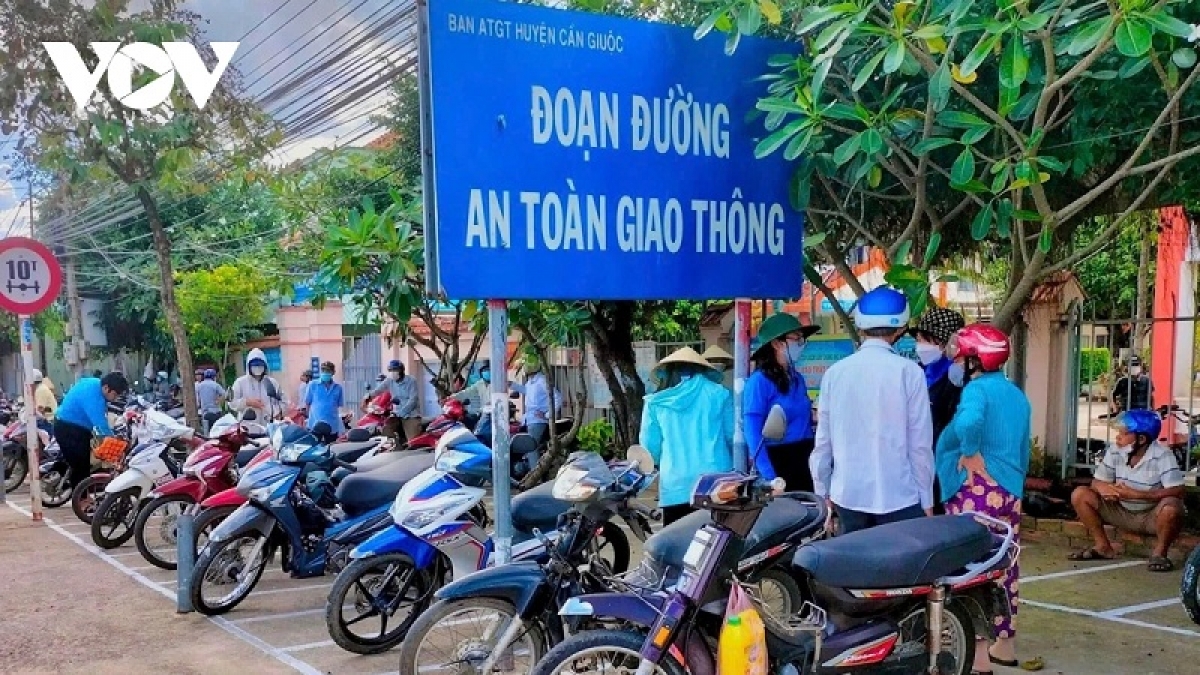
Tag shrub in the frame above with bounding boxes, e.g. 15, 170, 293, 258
577, 418, 616, 459
1079, 348, 1111, 384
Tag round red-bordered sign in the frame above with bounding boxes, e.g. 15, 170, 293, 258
0, 237, 63, 315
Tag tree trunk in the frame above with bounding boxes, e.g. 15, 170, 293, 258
585, 302, 644, 452
136, 186, 200, 429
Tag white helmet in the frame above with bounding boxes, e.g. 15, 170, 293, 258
31, 368, 43, 382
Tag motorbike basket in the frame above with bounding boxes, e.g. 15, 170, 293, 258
92, 437, 130, 464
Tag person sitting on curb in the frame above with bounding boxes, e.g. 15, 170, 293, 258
1069, 409, 1186, 572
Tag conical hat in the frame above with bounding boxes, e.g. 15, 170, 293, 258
654, 346, 715, 371
701, 345, 734, 363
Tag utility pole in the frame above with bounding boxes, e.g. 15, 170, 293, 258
64, 253, 85, 381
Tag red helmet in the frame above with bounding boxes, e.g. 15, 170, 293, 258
441, 398, 465, 420
947, 324, 1010, 372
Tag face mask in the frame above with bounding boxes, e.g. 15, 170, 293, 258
786, 341, 806, 365
390, 371, 402, 381
948, 362, 966, 387
250, 365, 266, 377
319, 372, 333, 384
916, 343, 944, 366
1130, 367, 1142, 376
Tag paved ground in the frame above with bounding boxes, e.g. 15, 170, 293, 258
2, 485, 1199, 674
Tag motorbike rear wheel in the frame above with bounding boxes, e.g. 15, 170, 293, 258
134, 494, 195, 570
3, 451, 27, 493
531, 629, 686, 675
398, 597, 547, 675
1183, 545, 1200, 625
897, 600, 976, 675
590, 521, 631, 575
41, 467, 73, 508
325, 552, 433, 655
91, 488, 140, 549
189, 529, 269, 615
71, 475, 110, 524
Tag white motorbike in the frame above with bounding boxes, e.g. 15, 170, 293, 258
90, 408, 198, 549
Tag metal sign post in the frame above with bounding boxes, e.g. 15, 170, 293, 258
487, 300, 513, 564
0, 237, 63, 520
732, 299, 752, 472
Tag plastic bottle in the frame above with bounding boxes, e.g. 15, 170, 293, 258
717, 610, 767, 675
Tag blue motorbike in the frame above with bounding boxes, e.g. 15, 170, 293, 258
322, 426, 643, 655
187, 423, 432, 615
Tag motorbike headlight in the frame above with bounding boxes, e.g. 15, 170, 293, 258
552, 466, 598, 502
434, 449, 473, 472
400, 495, 474, 530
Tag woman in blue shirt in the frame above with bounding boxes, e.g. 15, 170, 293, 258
303, 362, 345, 435
744, 313, 820, 491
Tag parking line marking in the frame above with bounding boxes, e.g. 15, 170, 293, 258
1021, 560, 1143, 583
230, 608, 325, 624
1101, 598, 1182, 617
279, 640, 335, 653
1021, 599, 1200, 637
5, 502, 324, 675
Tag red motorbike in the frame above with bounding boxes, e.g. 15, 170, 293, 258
132, 421, 273, 570
405, 398, 467, 450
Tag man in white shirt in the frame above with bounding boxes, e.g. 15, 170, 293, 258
810, 287, 934, 535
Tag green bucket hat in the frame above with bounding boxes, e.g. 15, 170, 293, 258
755, 313, 821, 348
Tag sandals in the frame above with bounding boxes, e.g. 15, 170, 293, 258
1068, 547, 1115, 561
1148, 556, 1175, 572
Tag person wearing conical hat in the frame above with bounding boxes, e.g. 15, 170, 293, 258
640, 347, 733, 525
701, 345, 734, 372
745, 313, 821, 493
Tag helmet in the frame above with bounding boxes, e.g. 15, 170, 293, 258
247, 359, 266, 369
31, 368, 43, 382
755, 313, 819, 347
948, 324, 1011, 372
204, 369, 217, 379
852, 287, 910, 330
387, 359, 402, 372
910, 307, 966, 346
441, 398, 465, 419
1116, 409, 1161, 441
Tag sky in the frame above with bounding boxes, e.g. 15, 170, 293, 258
0, 0, 413, 236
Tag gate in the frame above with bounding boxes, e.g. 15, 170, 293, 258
1065, 305, 1199, 478
343, 334, 383, 402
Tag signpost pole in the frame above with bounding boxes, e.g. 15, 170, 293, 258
732, 299, 751, 472
487, 299, 513, 565
20, 316, 43, 521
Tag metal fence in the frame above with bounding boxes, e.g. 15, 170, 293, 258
1064, 304, 1199, 478
342, 333, 383, 402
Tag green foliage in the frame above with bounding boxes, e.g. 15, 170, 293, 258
1079, 347, 1112, 384
576, 418, 617, 459
713, 0, 1200, 327
1073, 212, 1157, 319
174, 263, 274, 369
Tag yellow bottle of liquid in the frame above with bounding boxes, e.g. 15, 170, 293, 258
717, 609, 768, 675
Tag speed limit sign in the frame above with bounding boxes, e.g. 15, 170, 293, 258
0, 237, 63, 315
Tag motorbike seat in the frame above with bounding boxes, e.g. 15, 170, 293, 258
330, 439, 379, 463
511, 481, 573, 534
793, 515, 993, 589
510, 434, 538, 457
336, 453, 435, 517
644, 497, 821, 570
235, 447, 260, 467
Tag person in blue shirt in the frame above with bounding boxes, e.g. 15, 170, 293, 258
53, 372, 129, 490
640, 347, 733, 524
303, 361, 345, 435
744, 313, 820, 492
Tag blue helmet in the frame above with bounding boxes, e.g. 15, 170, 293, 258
388, 359, 402, 372
852, 287, 911, 330
203, 369, 217, 379
1116, 409, 1161, 441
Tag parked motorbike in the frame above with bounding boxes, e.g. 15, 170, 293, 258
1184, 545, 1200, 625
90, 408, 201, 548
132, 413, 273, 569
404, 398, 467, 450
396, 447, 658, 671
186, 423, 432, 615
320, 426, 621, 655
533, 406, 1018, 675
3, 410, 50, 494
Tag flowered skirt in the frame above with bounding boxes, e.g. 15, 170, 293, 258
944, 473, 1021, 639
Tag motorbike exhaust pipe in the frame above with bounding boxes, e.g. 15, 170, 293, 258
926, 586, 946, 674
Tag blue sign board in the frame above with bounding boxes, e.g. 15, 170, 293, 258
422, 0, 803, 300
820, 298, 854, 313
310, 356, 320, 377
796, 336, 856, 396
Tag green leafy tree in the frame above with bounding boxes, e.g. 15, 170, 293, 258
0, 0, 277, 425
710, 0, 1200, 329
174, 263, 273, 375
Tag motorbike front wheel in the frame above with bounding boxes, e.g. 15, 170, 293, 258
531, 629, 685, 675
71, 475, 110, 524
3, 451, 27, 493
325, 552, 434, 655
189, 528, 270, 615
1183, 545, 1200, 625
91, 488, 140, 549
398, 597, 547, 675
134, 494, 195, 570
41, 467, 73, 508
896, 600, 976, 675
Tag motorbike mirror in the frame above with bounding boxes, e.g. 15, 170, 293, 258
762, 404, 788, 441
626, 445, 655, 473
